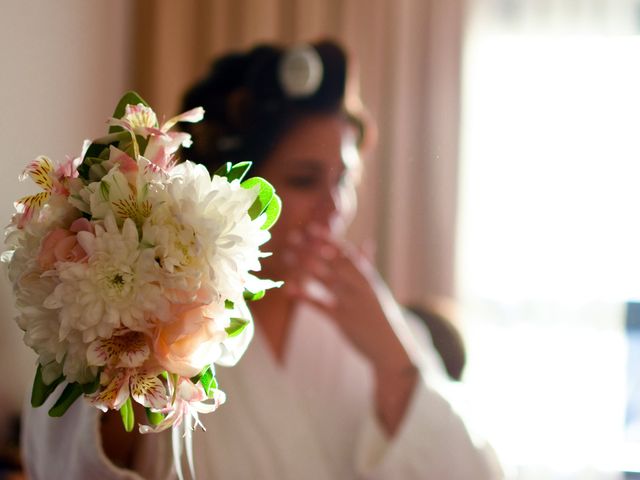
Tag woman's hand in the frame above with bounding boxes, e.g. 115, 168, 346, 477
283, 224, 419, 435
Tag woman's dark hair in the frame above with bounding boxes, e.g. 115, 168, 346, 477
181, 40, 368, 173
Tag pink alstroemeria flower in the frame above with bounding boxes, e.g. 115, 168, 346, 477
139, 377, 225, 434
87, 329, 151, 369
108, 145, 138, 175
86, 330, 168, 411
87, 367, 168, 412
55, 141, 87, 179
108, 104, 164, 138
108, 104, 204, 172
108, 104, 203, 140
16, 153, 83, 228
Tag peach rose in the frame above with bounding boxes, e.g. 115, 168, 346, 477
37, 218, 93, 270
154, 304, 228, 377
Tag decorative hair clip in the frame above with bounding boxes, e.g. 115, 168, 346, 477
278, 44, 323, 98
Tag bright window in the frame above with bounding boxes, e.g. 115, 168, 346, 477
457, 1, 640, 477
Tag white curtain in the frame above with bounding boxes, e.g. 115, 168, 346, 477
131, 0, 464, 308
457, 0, 640, 477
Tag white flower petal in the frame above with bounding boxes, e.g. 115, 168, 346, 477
87, 369, 130, 412
130, 372, 168, 409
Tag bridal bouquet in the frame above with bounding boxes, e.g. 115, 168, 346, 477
2, 92, 281, 436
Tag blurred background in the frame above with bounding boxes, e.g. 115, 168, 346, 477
1, 0, 640, 478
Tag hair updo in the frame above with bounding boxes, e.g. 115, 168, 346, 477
181, 40, 369, 174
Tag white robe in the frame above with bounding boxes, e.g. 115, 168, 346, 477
22, 302, 500, 479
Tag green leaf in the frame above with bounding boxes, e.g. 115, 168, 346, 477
88, 164, 109, 182
145, 407, 164, 426
226, 318, 249, 338
240, 177, 282, 229
225, 299, 235, 309
243, 289, 265, 301
83, 144, 109, 162
124, 134, 149, 157
226, 161, 252, 182
120, 397, 135, 432
82, 156, 105, 168
199, 367, 218, 397
213, 162, 232, 177
190, 364, 207, 384
109, 91, 150, 134
81, 374, 101, 395
81, 131, 129, 161
88, 131, 130, 151
48, 382, 83, 417
77, 154, 105, 179
241, 177, 275, 220
78, 130, 130, 179
260, 193, 282, 230
31, 365, 65, 408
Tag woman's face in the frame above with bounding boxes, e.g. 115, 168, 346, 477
256, 113, 361, 277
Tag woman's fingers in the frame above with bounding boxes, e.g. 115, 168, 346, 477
284, 280, 337, 315
283, 224, 379, 306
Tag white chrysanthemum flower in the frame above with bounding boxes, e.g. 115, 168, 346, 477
43, 215, 169, 344
154, 161, 273, 306
4, 229, 37, 284
13, 272, 69, 382
3, 225, 65, 378
4, 220, 99, 385
141, 218, 211, 305
60, 330, 99, 384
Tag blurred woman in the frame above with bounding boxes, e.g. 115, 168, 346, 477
177, 40, 499, 479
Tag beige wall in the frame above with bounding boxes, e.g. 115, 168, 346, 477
0, 1, 131, 439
